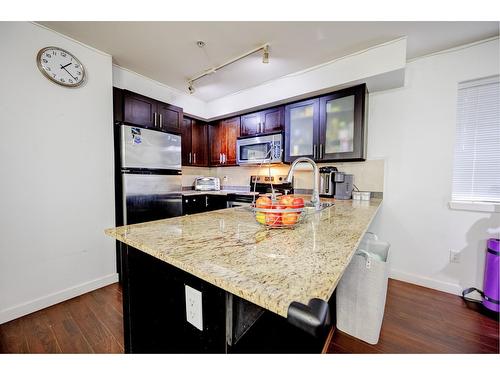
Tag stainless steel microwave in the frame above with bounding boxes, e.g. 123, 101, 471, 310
236, 133, 283, 165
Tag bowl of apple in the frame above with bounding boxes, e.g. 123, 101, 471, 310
252, 195, 305, 228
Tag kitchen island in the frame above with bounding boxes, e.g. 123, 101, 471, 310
105, 198, 382, 353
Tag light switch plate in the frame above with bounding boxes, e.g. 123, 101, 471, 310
185, 285, 203, 331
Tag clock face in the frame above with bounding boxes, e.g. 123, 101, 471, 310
37, 47, 85, 87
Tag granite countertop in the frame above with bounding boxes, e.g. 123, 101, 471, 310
105, 198, 382, 318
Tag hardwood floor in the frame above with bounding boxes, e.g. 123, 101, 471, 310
329, 280, 499, 354
0, 283, 124, 353
0, 279, 497, 354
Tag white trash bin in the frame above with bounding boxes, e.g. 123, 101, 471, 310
336, 232, 390, 344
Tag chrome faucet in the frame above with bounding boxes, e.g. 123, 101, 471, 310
285, 157, 321, 210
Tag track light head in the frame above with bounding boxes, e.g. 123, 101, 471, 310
188, 82, 195, 94
262, 45, 269, 64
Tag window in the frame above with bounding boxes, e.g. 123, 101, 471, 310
451, 76, 500, 204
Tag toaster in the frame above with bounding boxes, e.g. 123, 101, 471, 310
194, 177, 221, 191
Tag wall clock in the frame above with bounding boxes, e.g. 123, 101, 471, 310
36, 46, 86, 87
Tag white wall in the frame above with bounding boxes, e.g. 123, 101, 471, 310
113, 65, 208, 118
367, 38, 500, 294
0, 22, 117, 323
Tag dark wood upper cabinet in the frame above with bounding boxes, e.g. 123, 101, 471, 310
123, 91, 156, 128
157, 101, 183, 133
191, 120, 208, 166
240, 106, 284, 137
240, 112, 261, 137
181, 118, 192, 166
318, 84, 366, 162
284, 98, 320, 162
285, 84, 366, 162
121, 89, 183, 134
261, 107, 284, 134
209, 117, 240, 166
209, 122, 223, 166
222, 117, 240, 165
182, 117, 208, 167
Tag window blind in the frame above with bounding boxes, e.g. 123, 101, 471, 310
452, 75, 500, 203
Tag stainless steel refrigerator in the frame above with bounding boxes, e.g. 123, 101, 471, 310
119, 124, 183, 225
115, 125, 183, 280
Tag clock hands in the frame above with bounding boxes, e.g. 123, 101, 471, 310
60, 64, 77, 80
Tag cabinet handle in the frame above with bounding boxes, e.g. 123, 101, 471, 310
313, 144, 317, 159
193, 153, 196, 164
220, 153, 222, 164
258, 122, 262, 133
153, 112, 157, 126
159, 113, 163, 128
189, 152, 192, 164
319, 144, 323, 159
205, 196, 208, 207
223, 153, 227, 164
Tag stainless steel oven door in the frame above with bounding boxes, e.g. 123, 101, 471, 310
237, 133, 282, 165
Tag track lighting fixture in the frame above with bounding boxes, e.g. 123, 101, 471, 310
262, 45, 269, 64
188, 81, 195, 94
187, 43, 270, 94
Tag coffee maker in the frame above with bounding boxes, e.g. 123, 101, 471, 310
319, 166, 338, 197
319, 166, 354, 199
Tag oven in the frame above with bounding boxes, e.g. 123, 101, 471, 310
236, 133, 283, 165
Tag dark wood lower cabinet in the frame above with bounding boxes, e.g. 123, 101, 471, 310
182, 194, 228, 215
122, 246, 332, 353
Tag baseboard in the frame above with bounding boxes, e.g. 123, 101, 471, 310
389, 269, 463, 296
0, 273, 119, 324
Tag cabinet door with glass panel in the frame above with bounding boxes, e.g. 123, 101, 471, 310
318, 84, 367, 161
284, 98, 320, 162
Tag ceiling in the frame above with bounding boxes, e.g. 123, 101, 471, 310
40, 21, 499, 101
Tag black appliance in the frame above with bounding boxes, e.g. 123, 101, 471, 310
319, 166, 338, 197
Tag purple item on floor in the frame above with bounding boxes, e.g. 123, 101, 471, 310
483, 238, 499, 313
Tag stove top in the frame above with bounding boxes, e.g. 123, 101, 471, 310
249, 175, 293, 195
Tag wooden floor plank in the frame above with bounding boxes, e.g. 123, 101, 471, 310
42, 303, 95, 354
0, 319, 29, 353
82, 290, 124, 350
20, 310, 62, 353
64, 294, 123, 354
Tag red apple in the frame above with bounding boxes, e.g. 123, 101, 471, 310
290, 196, 305, 209
279, 195, 294, 207
265, 203, 285, 227
255, 196, 272, 209
282, 212, 299, 225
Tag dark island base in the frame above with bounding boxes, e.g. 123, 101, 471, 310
122, 245, 335, 353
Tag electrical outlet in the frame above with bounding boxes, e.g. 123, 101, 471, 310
223, 175, 228, 182
449, 250, 461, 264
185, 285, 203, 331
